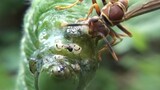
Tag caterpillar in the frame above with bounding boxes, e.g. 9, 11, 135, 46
16, 0, 99, 90
16, 0, 160, 90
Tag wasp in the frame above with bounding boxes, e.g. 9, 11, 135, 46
56, 0, 160, 61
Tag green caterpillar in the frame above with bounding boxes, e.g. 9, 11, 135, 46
16, 0, 99, 90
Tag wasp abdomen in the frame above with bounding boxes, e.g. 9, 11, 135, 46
102, 0, 128, 25
109, 5, 124, 21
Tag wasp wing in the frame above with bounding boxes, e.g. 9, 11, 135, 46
123, 0, 160, 21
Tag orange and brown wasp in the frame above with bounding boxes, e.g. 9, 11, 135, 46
56, 0, 160, 61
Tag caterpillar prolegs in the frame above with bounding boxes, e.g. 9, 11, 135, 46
16, 0, 99, 90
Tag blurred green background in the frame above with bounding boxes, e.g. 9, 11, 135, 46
0, 0, 160, 90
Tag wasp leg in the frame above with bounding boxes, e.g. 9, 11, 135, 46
102, 0, 107, 5
109, 31, 123, 46
109, 30, 117, 45
78, 3, 101, 21
55, 0, 82, 10
98, 43, 119, 61
92, 0, 107, 6
112, 36, 123, 46
105, 24, 123, 45
91, 0, 102, 16
98, 33, 118, 61
100, 21, 121, 46
97, 36, 121, 61
98, 46, 108, 61
117, 24, 132, 37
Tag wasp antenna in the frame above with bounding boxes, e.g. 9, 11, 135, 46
61, 22, 69, 27
65, 23, 88, 26
98, 32, 119, 61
